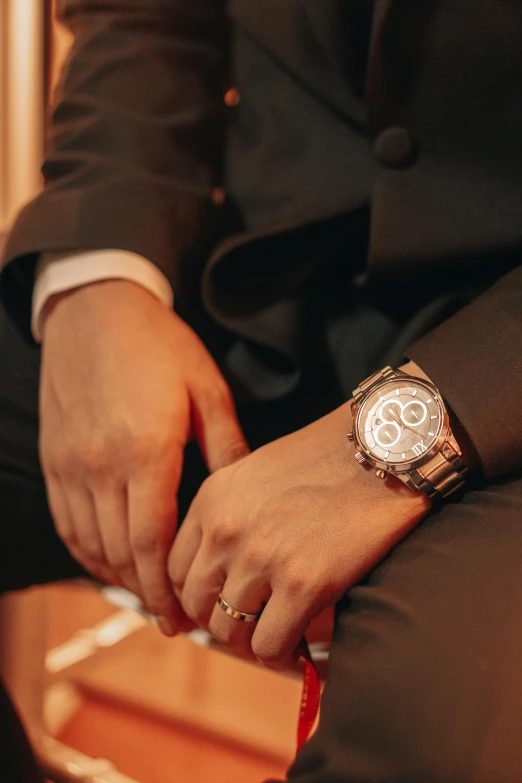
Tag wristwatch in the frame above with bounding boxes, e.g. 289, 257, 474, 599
348, 366, 468, 500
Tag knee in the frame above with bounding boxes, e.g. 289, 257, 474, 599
287, 613, 521, 782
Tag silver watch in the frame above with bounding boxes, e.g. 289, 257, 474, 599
348, 366, 468, 500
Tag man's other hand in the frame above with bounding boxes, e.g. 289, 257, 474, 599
39, 280, 249, 636
169, 403, 431, 669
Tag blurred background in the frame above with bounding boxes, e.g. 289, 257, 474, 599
0, 4, 329, 781
1, 0, 71, 233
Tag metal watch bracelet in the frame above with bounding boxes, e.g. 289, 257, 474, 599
353, 367, 468, 501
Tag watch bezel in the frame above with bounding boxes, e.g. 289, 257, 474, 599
352, 375, 450, 474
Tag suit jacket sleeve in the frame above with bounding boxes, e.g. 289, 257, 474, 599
0, 0, 228, 339
405, 263, 522, 481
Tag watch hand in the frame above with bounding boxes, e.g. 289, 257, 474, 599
389, 409, 421, 437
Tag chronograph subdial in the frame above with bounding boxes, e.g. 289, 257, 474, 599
402, 401, 428, 426
374, 420, 401, 449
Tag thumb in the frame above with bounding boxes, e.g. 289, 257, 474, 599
192, 384, 250, 473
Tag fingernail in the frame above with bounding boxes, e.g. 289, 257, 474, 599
156, 616, 177, 637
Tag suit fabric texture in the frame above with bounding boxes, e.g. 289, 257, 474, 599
2, 1, 522, 781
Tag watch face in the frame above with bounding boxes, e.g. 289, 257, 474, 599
355, 378, 446, 469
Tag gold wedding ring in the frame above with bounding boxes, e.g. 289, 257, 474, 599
216, 594, 261, 623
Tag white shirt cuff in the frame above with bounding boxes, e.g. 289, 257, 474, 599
32, 250, 174, 342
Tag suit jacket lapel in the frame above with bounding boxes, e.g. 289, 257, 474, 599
300, 0, 375, 114
290, 0, 361, 122
230, 0, 370, 125
364, 0, 393, 114
298, 0, 347, 75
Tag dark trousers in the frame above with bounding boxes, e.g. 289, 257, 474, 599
1, 280, 522, 783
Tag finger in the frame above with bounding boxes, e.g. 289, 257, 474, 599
66, 483, 123, 586
45, 475, 74, 545
46, 477, 117, 586
207, 574, 270, 660
92, 484, 142, 600
45, 476, 85, 569
191, 383, 250, 472
179, 545, 227, 631
128, 465, 190, 635
251, 590, 314, 672
168, 510, 203, 598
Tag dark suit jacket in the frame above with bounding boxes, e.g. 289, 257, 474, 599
2, 0, 522, 480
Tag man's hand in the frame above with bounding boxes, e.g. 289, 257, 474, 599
39, 280, 249, 636
169, 402, 431, 669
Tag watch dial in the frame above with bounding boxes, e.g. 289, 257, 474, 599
356, 380, 445, 466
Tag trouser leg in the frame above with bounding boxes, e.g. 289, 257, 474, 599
0, 681, 43, 783
283, 471, 522, 783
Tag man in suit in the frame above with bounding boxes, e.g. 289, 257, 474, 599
2, 0, 522, 780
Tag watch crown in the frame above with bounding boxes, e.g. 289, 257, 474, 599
347, 431, 354, 443
375, 469, 387, 479
355, 451, 367, 465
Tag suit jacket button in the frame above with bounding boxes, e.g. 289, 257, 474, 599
373, 127, 417, 168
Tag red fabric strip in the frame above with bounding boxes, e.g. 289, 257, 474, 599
296, 638, 321, 752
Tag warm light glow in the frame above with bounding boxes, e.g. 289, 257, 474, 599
0, 7, 8, 228
49, 0, 74, 99
0, 0, 44, 233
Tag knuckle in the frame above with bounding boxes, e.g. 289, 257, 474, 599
79, 542, 105, 564
208, 618, 232, 646
221, 440, 248, 467
204, 379, 234, 411
252, 640, 286, 669
131, 528, 161, 557
242, 543, 270, 574
104, 421, 132, 452
209, 518, 241, 550
281, 568, 310, 599
107, 552, 136, 575
77, 441, 109, 478
127, 431, 163, 469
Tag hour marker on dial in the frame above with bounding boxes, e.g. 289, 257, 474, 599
431, 415, 437, 420
384, 451, 390, 459
412, 389, 418, 397
402, 453, 406, 459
